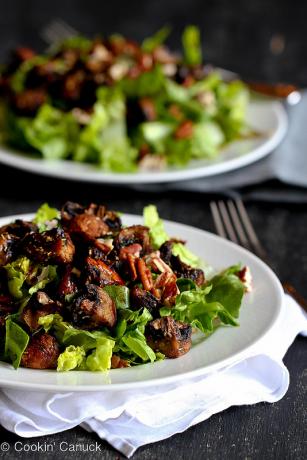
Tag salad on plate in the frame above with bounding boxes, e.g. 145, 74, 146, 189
0, 202, 250, 372
0, 26, 250, 172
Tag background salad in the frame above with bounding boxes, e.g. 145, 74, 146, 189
0, 26, 250, 172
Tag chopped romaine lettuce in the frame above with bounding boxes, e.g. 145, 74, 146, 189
143, 204, 169, 248
4, 257, 57, 299
103, 285, 130, 310
172, 243, 201, 268
57, 345, 85, 372
142, 26, 171, 52
33, 203, 60, 231
205, 267, 245, 318
118, 65, 166, 98
121, 329, 156, 362
182, 25, 202, 66
4, 318, 29, 369
73, 87, 137, 172
85, 337, 115, 371
161, 267, 245, 333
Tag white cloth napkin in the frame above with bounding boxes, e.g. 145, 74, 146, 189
0, 294, 306, 458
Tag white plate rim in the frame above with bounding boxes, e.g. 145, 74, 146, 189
0, 100, 287, 184
0, 212, 284, 392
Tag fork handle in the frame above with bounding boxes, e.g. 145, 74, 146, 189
282, 282, 307, 313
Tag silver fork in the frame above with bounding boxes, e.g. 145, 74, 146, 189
210, 198, 307, 313
40, 19, 79, 46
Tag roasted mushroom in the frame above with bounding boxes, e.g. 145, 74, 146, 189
22, 227, 75, 264
146, 316, 192, 358
114, 225, 151, 253
0, 232, 20, 266
21, 333, 60, 369
70, 284, 116, 329
130, 286, 160, 317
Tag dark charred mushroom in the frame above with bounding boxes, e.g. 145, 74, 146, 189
130, 286, 160, 317
21, 333, 60, 369
0, 220, 37, 238
171, 256, 205, 287
159, 241, 174, 265
114, 225, 151, 253
66, 213, 109, 241
0, 232, 20, 266
146, 316, 192, 358
70, 284, 116, 329
22, 228, 75, 264
0, 295, 16, 328
61, 201, 86, 222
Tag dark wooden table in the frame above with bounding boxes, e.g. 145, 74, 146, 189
0, 166, 306, 459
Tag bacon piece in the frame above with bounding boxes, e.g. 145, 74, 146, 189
119, 244, 142, 260
174, 120, 194, 139
84, 257, 124, 287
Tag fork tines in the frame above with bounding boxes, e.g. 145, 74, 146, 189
41, 19, 79, 45
210, 199, 267, 260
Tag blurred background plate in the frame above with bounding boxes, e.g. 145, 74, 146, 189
0, 99, 287, 184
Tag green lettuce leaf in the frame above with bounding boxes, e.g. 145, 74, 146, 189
172, 243, 201, 268
73, 87, 137, 172
33, 203, 60, 231
39, 315, 114, 371
143, 205, 202, 269
205, 267, 244, 318
143, 204, 169, 248
182, 25, 202, 66
114, 308, 157, 363
103, 285, 130, 310
160, 274, 241, 334
142, 26, 171, 52
118, 65, 166, 98
216, 80, 250, 141
4, 318, 29, 369
121, 329, 156, 362
4, 257, 58, 299
21, 104, 79, 159
85, 337, 115, 371
10, 56, 47, 93
57, 345, 85, 372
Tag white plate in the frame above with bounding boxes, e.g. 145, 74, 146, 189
0, 100, 287, 184
0, 212, 283, 392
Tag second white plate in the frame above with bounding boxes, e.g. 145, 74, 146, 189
0, 100, 287, 184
